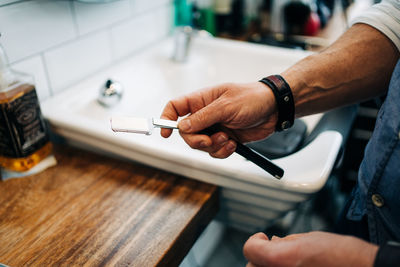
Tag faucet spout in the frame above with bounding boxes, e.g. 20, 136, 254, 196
171, 26, 194, 62
171, 26, 213, 62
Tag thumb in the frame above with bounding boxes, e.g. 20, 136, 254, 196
244, 234, 298, 267
178, 101, 223, 133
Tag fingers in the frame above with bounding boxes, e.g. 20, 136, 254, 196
160, 98, 183, 138
243, 232, 270, 264
243, 232, 313, 267
160, 127, 173, 138
160, 89, 237, 158
160, 86, 225, 137
249, 232, 269, 241
179, 132, 212, 149
209, 140, 236, 158
280, 233, 304, 241
243, 235, 272, 266
178, 100, 224, 133
246, 231, 379, 267
179, 131, 237, 158
271, 235, 281, 241
243, 232, 300, 267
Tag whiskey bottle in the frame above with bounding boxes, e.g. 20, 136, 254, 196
0, 40, 52, 172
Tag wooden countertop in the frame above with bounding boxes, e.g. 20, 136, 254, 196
0, 144, 218, 267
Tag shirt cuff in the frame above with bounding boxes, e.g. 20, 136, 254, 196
351, 0, 400, 52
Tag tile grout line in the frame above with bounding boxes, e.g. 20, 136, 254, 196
39, 52, 54, 100
30, 2, 172, 62
4, 0, 174, 96
6, 1, 172, 65
69, 0, 81, 37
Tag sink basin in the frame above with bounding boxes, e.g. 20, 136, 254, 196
42, 37, 342, 232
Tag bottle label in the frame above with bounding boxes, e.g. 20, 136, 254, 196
0, 87, 49, 158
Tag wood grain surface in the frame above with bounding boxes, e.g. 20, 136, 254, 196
0, 144, 218, 267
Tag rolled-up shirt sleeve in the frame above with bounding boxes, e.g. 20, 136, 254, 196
352, 0, 400, 52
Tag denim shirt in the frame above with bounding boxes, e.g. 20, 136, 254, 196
347, 59, 400, 245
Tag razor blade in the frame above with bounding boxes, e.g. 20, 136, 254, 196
110, 116, 178, 135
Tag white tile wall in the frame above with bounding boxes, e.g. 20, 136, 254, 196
111, 4, 172, 60
73, 0, 131, 35
130, 0, 172, 15
11, 55, 51, 101
0, 1, 76, 63
0, 0, 174, 102
154, 4, 174, 38
44, 31, 113, 93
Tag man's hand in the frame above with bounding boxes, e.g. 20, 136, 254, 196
160, 82, 278, 158
243, 231, 378, 267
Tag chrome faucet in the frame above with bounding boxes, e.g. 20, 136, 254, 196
171, 26, 212, 62
97, 79, 124, 107
171, 26, 193, 62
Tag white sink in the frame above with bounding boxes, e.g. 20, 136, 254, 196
42, 37, 342, 232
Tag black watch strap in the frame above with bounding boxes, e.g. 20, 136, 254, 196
374, 241, 400, 267
259, 75, 295, 132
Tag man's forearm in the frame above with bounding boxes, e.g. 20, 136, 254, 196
282, 23, 399, 117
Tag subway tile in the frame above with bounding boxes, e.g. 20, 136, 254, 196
73, 0, 131, 35
154, 4, 173, 37
110, 12, 158, 59
0, 0, 76, 63
130, 0, 172, 15
10, 56, 51, 102
44, 31, 112, 94
111, 5, 173, 60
